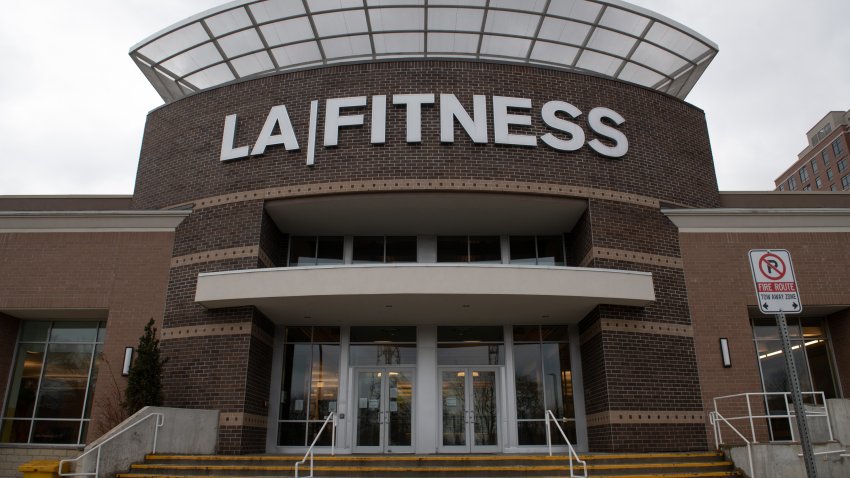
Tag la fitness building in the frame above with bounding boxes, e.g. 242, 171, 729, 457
2, 0, 850, 464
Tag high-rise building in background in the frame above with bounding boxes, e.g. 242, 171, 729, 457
775, 108, 850, 191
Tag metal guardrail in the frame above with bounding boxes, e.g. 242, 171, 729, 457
545, 410, 587, 478
712, 391, 833, 444
709, 410, 755, 478
294, 412, 337, 478
58, 412, 164, 478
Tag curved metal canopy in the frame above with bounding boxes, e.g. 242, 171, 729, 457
130, 0, 718, 103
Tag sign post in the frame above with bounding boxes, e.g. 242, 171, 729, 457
748, 249, 817, 478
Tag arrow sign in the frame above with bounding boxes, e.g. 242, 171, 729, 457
748, 249, 802, 315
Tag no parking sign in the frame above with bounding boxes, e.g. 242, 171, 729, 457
748, 249, 802, 314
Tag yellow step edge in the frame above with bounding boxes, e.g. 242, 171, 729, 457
144, 451, 723, 462
131, 462, 733, 473
119, 473, 739, 478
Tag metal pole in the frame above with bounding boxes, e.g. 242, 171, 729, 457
776, 312, 818, 477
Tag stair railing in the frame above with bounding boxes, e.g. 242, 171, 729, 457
294, 412, 337, 478
545, 410, 587, 478
709, 410, 754, 478
58, 412, 164, 478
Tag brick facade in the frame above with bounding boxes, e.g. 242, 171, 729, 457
0, 232, 176, 442
679, 232, 850, 446
130, 61, 719, 453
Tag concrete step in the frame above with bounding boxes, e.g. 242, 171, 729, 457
116, 452, 741, 478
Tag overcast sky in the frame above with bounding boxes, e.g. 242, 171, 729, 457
1, 0, 848, 195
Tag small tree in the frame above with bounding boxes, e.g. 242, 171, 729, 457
122, 318, 167, 415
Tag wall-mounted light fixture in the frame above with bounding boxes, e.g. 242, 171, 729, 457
122, 347, 134, 376
719, 338, 731, 368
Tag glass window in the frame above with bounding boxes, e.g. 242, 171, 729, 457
751, 317, 838, 441
468, 236, 501, 263
509, 236, 565, 266
842, 175, 850, 190
353, 236, 384, 263
822, 149, 830, 165
832, 139, 844, 156
803, 185, 811, 191
831, 184, 837, 191
385, 236, 417, 262
810, 159, 819, 174
838, 159, 847, 173
778, 184, 785, 191
1, 321, 104, 445
316, 236, 344, 265
437, 236, 468, 262
278, 326, 340, 446
437, 326, 504, 365
787, 176, 797, 190
799, 167, 809, 182
288, 236, 343, 266
512, 325, 575, 445
827, 169, 834, 180
815, 177, 823, 189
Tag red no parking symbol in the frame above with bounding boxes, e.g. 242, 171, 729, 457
759, 253, 786, 280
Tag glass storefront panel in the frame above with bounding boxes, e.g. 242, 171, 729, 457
385, 236, 417, 262
353, 236, 384, 263
437, 344, 504, 365
468, 236, 500, 263
1, 321, 103, 445
350, 345, 416, 365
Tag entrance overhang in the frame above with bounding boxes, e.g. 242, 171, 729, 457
195, 264, 654, 325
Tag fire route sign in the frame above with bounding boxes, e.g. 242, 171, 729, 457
748, 249, 802, 314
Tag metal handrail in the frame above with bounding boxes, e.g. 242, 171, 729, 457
709, 411, 755, 478
294, 412, 337, 478
545, 410, 587, 478
712, 391, 833, 443
59, 412, 164, 478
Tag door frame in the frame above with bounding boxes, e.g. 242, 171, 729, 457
351, 366, 416, 454
437, 366, 503, 453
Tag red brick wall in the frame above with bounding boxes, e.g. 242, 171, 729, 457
0, 232, 176, 442
679, 232, 850, 445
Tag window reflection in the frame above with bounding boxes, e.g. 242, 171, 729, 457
513, 325, 575, 445
1, 321, 104, 445
278, 326, 340, 446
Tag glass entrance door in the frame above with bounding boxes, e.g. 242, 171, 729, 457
439, 368, 500, 452
353, 368, 414, 453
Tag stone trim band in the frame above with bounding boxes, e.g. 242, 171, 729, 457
579, 247, 683, 269
587, 411, 705, 426
219, 412, 268, 428
161, 321, 273, 346
166, 180, 666, 212
171, 246, 260, 267
580, 319, 694, 345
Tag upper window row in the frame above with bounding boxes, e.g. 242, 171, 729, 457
287, 235, 566, 266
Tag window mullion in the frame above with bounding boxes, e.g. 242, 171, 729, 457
28, 321, 53, 444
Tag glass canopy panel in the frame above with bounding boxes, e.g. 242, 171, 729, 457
430, 0, 485, 5
261, 18, 316, 47
575, 50, 621, 77
313, 10, 370, 37
484, 11, 540, 38
184, 63, 235, 89
161, 43, 222, 77
427, 33, 479, 54
374, 33, 424, 54
617, 62, 664, 87
428, 8, 484, 32
490, 0, 547, 13
321, 35, 373, 59
369, 8, 425, 31
587, 28, 636, 58
249, 0, 306, 23
218, 29, 265, 57
538, 17, 591, 46
138, 23, 209, 63
272, 42, 323, 66
631, 41, 687, 76
231, 51, 275, 77
308, 0, 363, 13
205, 8, 253, 37
645, 22, 710, 61
530, 41, 579, 65
599, 7, 650, 37
367, 0, 424, 5
479, 35, 531, 58
546, 0, 602, 23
